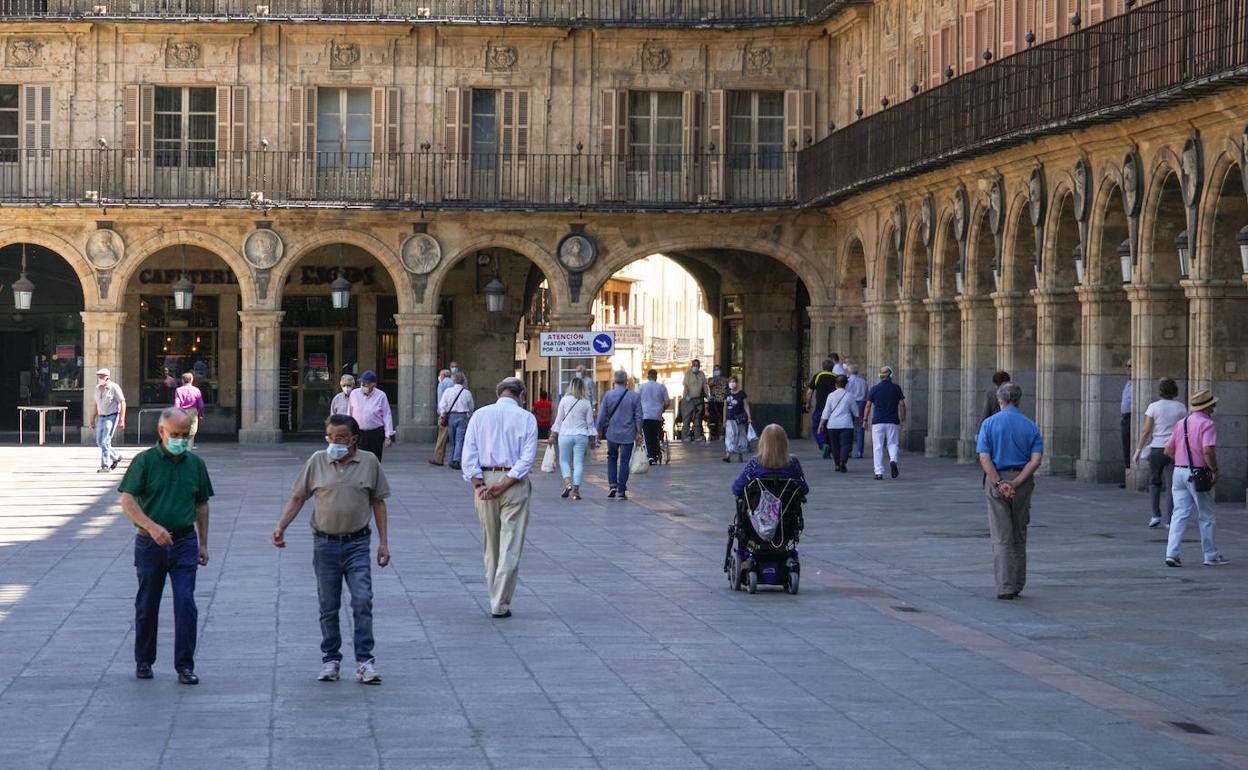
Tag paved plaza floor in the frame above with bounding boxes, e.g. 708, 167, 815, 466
0, 437, 1245, 769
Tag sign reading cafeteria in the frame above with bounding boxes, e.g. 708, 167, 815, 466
539, 331, 615, 357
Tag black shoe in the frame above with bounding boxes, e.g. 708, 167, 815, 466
449, 461, 461, 470
1118, 481, 1127, 488
821, 445, 832, 459
427, 459, 444, 466
491, 610, 512, 619
618, 492, 628, 501
135, 662, 153, 680
561, 485, 571, 499
1165, 557, 1182, 567
996, 593, 1016, 600
607, 487, 617, 499
176, 670, 199, 685
890, 461, 899, 479
110, 455, 122, 470
874, 474, 884, 480
722, 456, 731, 463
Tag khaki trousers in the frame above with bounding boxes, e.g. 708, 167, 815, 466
182, 408, 199, 448
985, 474, 1034, 595
474, 472, 532, 614
431, 425, 449, 464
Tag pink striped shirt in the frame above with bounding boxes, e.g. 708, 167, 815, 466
1165, 411, 1216, 467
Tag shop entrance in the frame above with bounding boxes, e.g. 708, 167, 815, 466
297, 330, 341, 432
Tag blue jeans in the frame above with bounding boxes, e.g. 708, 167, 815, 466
134, 529, 199, 671
606, 441, 634, 494
853, 401, 867, 456
97, 413, 120, 468
448, 412, 469, 463
1167, 467, 1220, 562
810, 411, 826, 450
313, 536, 374, 663
558, 433, 589, 486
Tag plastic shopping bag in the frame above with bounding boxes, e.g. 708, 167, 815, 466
629, 445, 650, 475
540, 442, 556, 473
746, 423, 758, 443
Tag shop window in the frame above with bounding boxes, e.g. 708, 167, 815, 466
281, 294, 359, 328
728, 91, 784, 171
139, 295, 220, 406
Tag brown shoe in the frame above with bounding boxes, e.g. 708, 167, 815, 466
427, 459, 444, 466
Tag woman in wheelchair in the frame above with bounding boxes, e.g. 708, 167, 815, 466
727, 424, 807, 594
731, 424, 809, 498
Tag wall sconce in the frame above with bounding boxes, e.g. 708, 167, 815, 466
12, 243, 34, 311
330, 244, 351, 309
485, 278, 506, 313
1237, 226, 1248, 275
991, 259, 1001, 292
1118, 239, 1133, 284
955, 262, 965, 295
1175, 231, 1190, 278
172, 244, 194, 311
1073, 244, 1085, 285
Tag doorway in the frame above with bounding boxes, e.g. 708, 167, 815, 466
297, 331, 341, 432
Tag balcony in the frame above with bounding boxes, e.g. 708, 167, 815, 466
0, 149, 798, 210
0, 0, 851, 25
798, 0, 1248, 204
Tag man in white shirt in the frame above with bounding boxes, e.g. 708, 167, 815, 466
437, 372, 475, 470
637, 369, 669, 465
845, 364, 869, 458
461, 378, 538, 619
429, 369, 453, 467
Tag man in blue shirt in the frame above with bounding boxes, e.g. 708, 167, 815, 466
597, 370, 643, 501
863, 366, 906, 480
976, 382, 1044, 600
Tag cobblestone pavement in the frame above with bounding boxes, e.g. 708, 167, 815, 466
0, 438, 1244, 770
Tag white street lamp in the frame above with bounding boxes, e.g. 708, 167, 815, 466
1073, 244, 1085, 285
1118, 239, 1132, 284
12, 243, 34, 311
1175, 231, 1190, 278
485, 277, 506, 313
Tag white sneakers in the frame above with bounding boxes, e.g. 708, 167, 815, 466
355, 658, 381, 684
317, 660, 340, 681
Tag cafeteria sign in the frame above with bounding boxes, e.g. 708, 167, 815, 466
539, 331, 615, 357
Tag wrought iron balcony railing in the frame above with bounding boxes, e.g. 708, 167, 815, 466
798, 0, 1248, 204
0, 0, 840, 24
0, 149, 798, 209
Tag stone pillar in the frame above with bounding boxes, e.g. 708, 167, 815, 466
896, 299, 929, 452
830, 308, 866, 362
1127, 284, 1188, 486
865, 301, 899, 371
80, 310, 127, 445
1076, 287, 1132, 483
1186, 280, 1248, 501
1034, 289, 1081, 475
806, 306, 837, 378
395, 312, 442, 442
924, 298, 959, 457
237, 310, 284, 443
956, 295, 995, 462
992, 291, 1037, 418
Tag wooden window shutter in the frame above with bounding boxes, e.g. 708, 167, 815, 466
600, 88, 626, 201
443, 86, 469, 201
928, 31, 943, 87
216, 86, 247, 198
962, 11, 977, 73
978, 6, 995, 63
942, 25, 956, 77
370, 86, 399, 200
680, 90, 700, 202
885, 55, 898, 100
499, 88, 529, 201
706, 89, 726, 201
1001, 0, 1018, 56
21, 85, 52, 197
1088, 0, 1103, 24
124, 84, 154, 198
288, 86, 316, 198
1023, 0, 1038, 40
783, 89, 813, 199
1043, 0, 1058, 40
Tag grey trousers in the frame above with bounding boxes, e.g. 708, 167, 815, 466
985, 475, 1034, 595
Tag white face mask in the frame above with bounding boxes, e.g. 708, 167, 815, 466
342, 386, 352, 394
691, 366, 700, 373
729, 381, 738, 389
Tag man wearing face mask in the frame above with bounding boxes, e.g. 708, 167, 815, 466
273, 413, 391, 683
348, 370, 395, 462
118, 409, 214, 685
330, 374, 355, 417
706, 365, 728, 441
565, 363, 597, 407
680, 359, 709, 442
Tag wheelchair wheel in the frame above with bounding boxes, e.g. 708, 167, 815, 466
746, 570, 758, 594
729, 551, 742, 591
786, 571, 799, 595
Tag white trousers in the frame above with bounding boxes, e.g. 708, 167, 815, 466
871, 423, 900, 476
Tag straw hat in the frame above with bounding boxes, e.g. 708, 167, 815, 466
1189, 389, 1218, 411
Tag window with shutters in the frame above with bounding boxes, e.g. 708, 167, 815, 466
470, 89, 498, 170
154, 87, 215, 169
0, 86, 20, 163
316, 87, 371, 169
727, 91, 783, 171
627, 91, 682, 173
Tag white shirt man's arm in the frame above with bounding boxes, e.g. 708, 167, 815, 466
437, 388, 450, 415
464, 391, 475, 413
461, 416, 482, 483
510, 416, 539, 480
382, 399, 395, 437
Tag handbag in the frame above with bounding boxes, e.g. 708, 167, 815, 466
1182, 417, 1214, 492
629, 445, 649, 475
748, 485, 782, 541
540, 442, 556, 473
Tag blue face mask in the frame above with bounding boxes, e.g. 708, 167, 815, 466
450, 367, 459, 374
327, 443, 350, 461
165, 438, 189, 456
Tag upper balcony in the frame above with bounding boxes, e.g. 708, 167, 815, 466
798, 0, 1248, 205
0, 0, 851, 26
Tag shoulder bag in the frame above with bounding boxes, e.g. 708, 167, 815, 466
598, 393, 624, 440
1182, 417, 1214, 492
438, 387, 465, 428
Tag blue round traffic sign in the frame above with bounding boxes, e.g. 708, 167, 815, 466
592, 334, 613, 353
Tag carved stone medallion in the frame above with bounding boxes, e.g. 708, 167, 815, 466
1028, 165, 1047, 228
399, 232, 442, 275
330, 42, 360, 70
85, 229, 124, 270
1181, 135, 1203, 209
165, 41, 202, 69
243, 229, 284, 271
1072, 158, 1091, 222
952, 186, 968, 243
557, 233, 596, 272
486, 44, 518, 72
5, 38, 42, 69
1121, 150, 1141, 217
639, 42, 670, 73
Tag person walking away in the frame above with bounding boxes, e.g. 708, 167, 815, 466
532, 390, 553, 440
680, 359, 709, 442
331, 374, 355, 417
731, 424, 809, 498
845, 364, 868, 459
173, 372, 206, 449
598, 371, 644, 500
706, 365, 728, 440
976, 383, 1043, 600
438, 372, 474, 470
550, 376, 597, 500
805, 359, 837, 459
461, 378, 538, 618
438, 366, 457, 399
817, 375, 859, 473
1133, 378, 1186, 528
429, 369, 453, 466
1120, 360, 1133, 488
272, 413, 390, 684
91, 367, 126, 473
863, 366, 906, 480
348, 370, 394, 462
638, 369, 668, 465
118, 408, 213, 684
983, 371, 1011, 423
1163, 389, 1229, 567
722, 376, 753, 463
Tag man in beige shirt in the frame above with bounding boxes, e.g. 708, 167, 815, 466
90, 367, 126, 472
273, 413, 391, 684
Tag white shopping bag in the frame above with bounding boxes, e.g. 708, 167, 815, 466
540, 442, 556, 473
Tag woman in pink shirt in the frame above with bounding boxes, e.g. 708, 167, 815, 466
174, 372, 206, 449
1162, 389, 1228, 567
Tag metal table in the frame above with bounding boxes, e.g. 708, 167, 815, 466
18, 405, 68, 445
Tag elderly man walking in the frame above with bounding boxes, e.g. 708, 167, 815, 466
118, 408, 213, 684
863, 366, 906, 480
680, 359, 709, 442
330, 374, 355, 417
90, 367, 126, 473
976, 383, 1043, 600
348, 370, 394, 462
273, 413, 391, 684
462, 378, 538, 618
1164, 389, 1229, 567
599, 370, 644, 500
429, 368, 453, 466
438, 372, 474, 470
845, 364, 868, 459
173, 372, 205, 449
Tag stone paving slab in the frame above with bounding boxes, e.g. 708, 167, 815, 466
0, 438, 1244, 769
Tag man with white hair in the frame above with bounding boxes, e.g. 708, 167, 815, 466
598, 370, 644, 501
90, 367, 126, 472
330, 374, 355, 417
845, 363, 869, 458
862, 365, 906, 480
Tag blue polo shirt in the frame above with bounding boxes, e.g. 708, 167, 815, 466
866, 380, 905, 424
976, 406, 1043, 469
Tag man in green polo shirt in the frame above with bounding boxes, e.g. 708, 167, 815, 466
118, 408, 214, 685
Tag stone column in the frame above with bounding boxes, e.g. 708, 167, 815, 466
865, 301, 900, 371
1127, 284, 1188, 487
80, 310, 127, 445
924, 298, 959, 457
1186, 280, 1248, 501
896, 299, 929, 452
806, 306, 838, 378
1033, 289, 1081, 475
1076, 287, 1132, 483
394, 312, 442, 442
829, 308, 866, 362
237, 310, 284, 443
956, 295, 995, 462
992, 291, 1037, 417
